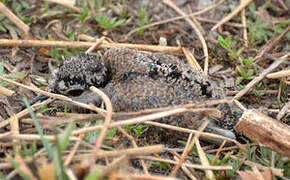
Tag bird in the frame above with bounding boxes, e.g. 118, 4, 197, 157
28, 47, 239, 141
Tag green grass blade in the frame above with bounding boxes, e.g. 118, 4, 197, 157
8, 156, 32, 180
23, 98, 53, 160
84, 168, 100, 180
53, 131, 68, 180
59, 119, 75, 151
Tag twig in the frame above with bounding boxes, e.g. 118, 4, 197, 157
73, 145, 164, 160
182, 48, 203, 72
99, 155, 128, 178
0, 76, 105, 113
118, 127, 149, 174
211, 0, 253, 31
212, 140, 227, 164
0, 39, 183, 55
170, 121, 209, 176
0, 2, 29, 38
86, 36, 105, 53
277, 0, 288, 10
236, 109, 290, 157
0, 85, 15, 96
135, 156, 232, 170
112, 173, 178, 180
195, 17, 245, 28
124, 0, 226, 40
46, 0, 81, 13
144, 121, 247, 154
241, 9, 248, 46
233, 53, 290, 100
0, 98, 53, 129
172, 155, 197, 180
277, 100, 290, 120
10, 116, 20, 152
266, 69, 290, 79
64, 134, 84, 166
255, 25, 290, 60
1, 134, 80, 141
164, 0, 209, 75
89, 86, 113, 162
230, 155, 284, 177
194, 121, 215, 179
72, 107, 189, 135
170, 133, 193, 176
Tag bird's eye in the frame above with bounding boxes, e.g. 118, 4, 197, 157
67, 89, 84, 97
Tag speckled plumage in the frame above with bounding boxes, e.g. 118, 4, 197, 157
31, 48, 239, 140
50, 53, 109, 95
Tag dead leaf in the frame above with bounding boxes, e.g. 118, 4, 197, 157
237, 168, 272, 180
38, 163, 56, 180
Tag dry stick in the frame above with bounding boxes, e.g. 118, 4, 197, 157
266, 69, 290, 79
0, 76, 105, 113
70, 108, 220, 137
46, 0, 81, 13
170, 133, 193, 176
170, 121, 210, 177
211, 0, 253, 31
0, 2, 29, 38
172, 155, 197, 180
0, 39, 183, 55
99, 155, 128, 179
23, 107, 221, 128
251, 166, 264, 180
4, 134, 80, 141
233, 53, 290, 100
205, 143, 258, 154
194, 121, 215, 179
46, 99, 227, 125
164, 0, 209, 75
236, 110, 290, 157
136, 156, 232, 171
0, 98, 53, 129
21, 107, 221, 133
255, 25, 290, 60
124, 0, 226, 39
61, 99, 228, 119
241, 9, 248, 46
277, 0, 288, 10
212, 140, 227, 164
230, 155, 284, 178
89, 86, 113, 162
0, 85, 15, 96
74, 145, 164, 160
233, 99, 247, 111
64, 134, 84, 166
10, 116, 20, 152
277, 100, 290, 120
227, 89, 279, 96
65, 169, 77, 180
72, 108, 189, 135
85, 36, 105, 53
9, 20, 20, 58
145, 121, 247, 154
113, 173, 178, 180
117, 127, 149, 175
0, 132, 12, 139
195, 17, 245, 28
182, 48, 203, 72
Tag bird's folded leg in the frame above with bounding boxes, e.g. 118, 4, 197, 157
21, 94, 49, 110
